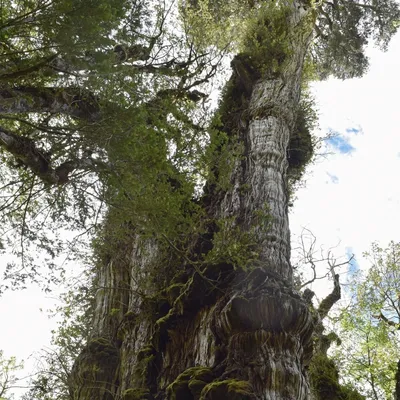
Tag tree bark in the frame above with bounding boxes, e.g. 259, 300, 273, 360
69, 2, 317, 399
395, 360, 400, 400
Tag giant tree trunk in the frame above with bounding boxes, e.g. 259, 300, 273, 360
69, 2, 317, 399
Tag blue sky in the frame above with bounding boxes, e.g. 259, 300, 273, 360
290, 32, 400, 300
346, 127, 360, 135
326, 172, 339, 184
326, 133, 355, 154
345, 247, 361, 276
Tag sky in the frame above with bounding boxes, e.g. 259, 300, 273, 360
1, 23, 400, 400
290, 31, 400, 300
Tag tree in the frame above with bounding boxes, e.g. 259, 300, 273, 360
1, 1, 399, 400
0, 0, 221, 290
21, 277, 95, 400
333, 242, 400, 400
291, 229, 364, 400
0, 351, 23, 400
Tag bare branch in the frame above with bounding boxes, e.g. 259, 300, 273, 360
294, 227, 353, 290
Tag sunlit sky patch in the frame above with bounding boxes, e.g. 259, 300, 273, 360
345, 247, 360, 276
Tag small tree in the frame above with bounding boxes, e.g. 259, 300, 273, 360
334, 242, 400, 400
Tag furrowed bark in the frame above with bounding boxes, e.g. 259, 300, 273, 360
69, 2, 318, 399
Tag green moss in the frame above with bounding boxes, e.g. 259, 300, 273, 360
71, 337, 119, 394
121, 344, 158, 400
121, 388, 150, 400
309, 354, 365, 400
200, 379, 255, 400
165, 283, 186, 305
203, 217, 259, 271
86, 337, 119, 360
117, 311, 137, 342
188, 379, 208, 397
287, 104, 314, 185
124, 311, 136, 320
155, 308, 174, 328
134, 345, 156, 382
286, 94, 318, 207
240, 3, 291, 76
166, 366, 214, 400
238, 183, 251, 193
154, 275, 194, 333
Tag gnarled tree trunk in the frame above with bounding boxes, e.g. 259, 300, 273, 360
69, 2, 317, 399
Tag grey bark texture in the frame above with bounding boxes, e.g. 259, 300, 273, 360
69, 2, 318, 399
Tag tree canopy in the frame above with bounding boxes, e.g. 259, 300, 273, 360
0, 0, 226, 291
1, 0, 398, 291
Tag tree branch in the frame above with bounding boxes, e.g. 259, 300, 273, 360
318, 273, 341, 320
0, 54, 58, 81
0, 86, 101, 121
0, 126, 98, 184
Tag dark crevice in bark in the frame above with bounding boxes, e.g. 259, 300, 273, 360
395, 360, 400, 400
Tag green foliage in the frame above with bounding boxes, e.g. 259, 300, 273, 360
180, 0, 292, 78
203, 217, 260, 270
0, 0, 135, 83
1, 0, 400, 398
179, 0, 254, 51
0, 351, 23, 400
309, 354, 365, 400
240, 2, 291, 75
1, 0, 398, 294
0, 0, 145, 289
21, 274, 95, 400
312, 0, 400, 79
287, 91, 318, 197
0, 0, 218, 290
333, 242, 400, 400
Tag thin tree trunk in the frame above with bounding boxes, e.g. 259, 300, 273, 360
69, 2, 317, 399
395, 360, 400, 400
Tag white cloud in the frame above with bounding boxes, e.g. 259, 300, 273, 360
291, 33, 400, 296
